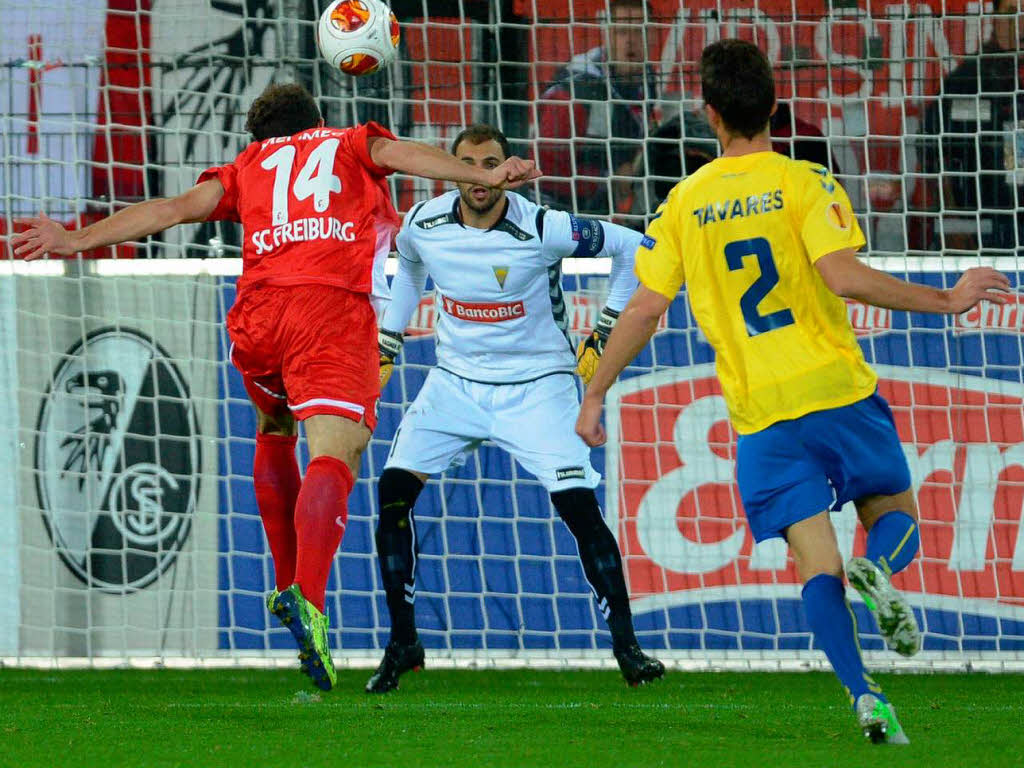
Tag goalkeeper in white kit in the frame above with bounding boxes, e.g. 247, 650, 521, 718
368, 124, 664, 693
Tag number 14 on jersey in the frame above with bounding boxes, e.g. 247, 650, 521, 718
260, 139, 343, 225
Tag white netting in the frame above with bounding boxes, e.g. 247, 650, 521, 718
2, 2, 1023, 666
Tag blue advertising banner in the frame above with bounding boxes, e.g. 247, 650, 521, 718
218, 271, 1024, 655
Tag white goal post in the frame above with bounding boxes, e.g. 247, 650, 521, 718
1, 257, 1022, 671
2, 1, 1024, 669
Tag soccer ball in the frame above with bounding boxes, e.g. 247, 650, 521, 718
317, 0, 400, 77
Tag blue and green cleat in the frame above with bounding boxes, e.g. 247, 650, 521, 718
275, 584, 337, 691
855, 694, 910, 745
266, 589, 282, 621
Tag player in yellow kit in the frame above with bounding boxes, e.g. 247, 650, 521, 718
575, 39, 1010, 745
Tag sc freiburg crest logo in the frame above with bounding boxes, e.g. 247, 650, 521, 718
35, 328, 200, 592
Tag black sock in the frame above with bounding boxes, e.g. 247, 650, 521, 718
551, 487, 638, 651
376, 468, 425, 646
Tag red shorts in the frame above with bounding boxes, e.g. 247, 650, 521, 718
227, 283, 379, 429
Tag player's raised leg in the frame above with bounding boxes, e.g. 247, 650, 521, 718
296, 414, 369, 607
787, 512, 908, 744
366, 467, 428, 693
735, 414, 909, 743
274, 413, 370, 691
849, 489, 921, 657
808, 392, 921, 658
252, 406, 301, 618
229, 333, 302, 622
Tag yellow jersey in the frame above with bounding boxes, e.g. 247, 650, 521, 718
636, 151, 876, 434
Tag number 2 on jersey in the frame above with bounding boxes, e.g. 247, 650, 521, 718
724, 237, 795, 337
260, 139, 342, 225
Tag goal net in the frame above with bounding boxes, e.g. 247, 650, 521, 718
2, 0, 1022, 668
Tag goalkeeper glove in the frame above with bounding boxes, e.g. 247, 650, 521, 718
576, 306, 619, 385
379, 329, 404, 390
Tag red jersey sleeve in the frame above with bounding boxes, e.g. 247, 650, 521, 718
196, 163, 240, 222
347, 122, 399, 178
197, 143, 261, 222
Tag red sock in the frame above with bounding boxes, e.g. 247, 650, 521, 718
253, 433, 301, 591
294, 455, 353, 612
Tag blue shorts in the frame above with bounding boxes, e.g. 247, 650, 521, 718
736, 391, 912, 542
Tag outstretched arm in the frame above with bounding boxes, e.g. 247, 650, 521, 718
369, 138, 540, 190
815, 248, 1009, 314
576, 285, 671, 447
10, 179, 225, 260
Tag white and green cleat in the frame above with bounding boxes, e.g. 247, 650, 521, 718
846, 557, 921, 657
855, 694, 910, 745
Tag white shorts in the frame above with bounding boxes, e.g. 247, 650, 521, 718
385, 369, 601, 493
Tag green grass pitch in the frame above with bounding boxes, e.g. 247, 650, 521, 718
1, 668, 1022, 768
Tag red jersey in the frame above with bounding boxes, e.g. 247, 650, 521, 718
198, 122, 400, 295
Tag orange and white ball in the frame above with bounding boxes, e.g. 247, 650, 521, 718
316, 0, 400, 77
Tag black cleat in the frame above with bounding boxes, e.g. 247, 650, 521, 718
614, 644, 665, 687
365, 640, 425, 693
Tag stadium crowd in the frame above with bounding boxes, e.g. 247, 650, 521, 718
531, 0, 1024, 254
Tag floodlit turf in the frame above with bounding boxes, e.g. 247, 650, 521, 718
1, 668, 1022, 768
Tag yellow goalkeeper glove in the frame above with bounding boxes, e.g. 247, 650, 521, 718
379, 329, 404, 390
576, 307, 619, 385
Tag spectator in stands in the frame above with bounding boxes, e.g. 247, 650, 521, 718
631, 109, 717, 219
769, 101, 840, 172
535, 0, 655, 220
631, 101, 840, 221
919, 0, 1023, 252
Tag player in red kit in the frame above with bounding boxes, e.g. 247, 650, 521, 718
11, 83, 540, 691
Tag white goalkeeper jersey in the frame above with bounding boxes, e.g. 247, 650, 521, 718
381, 190, 640, 384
